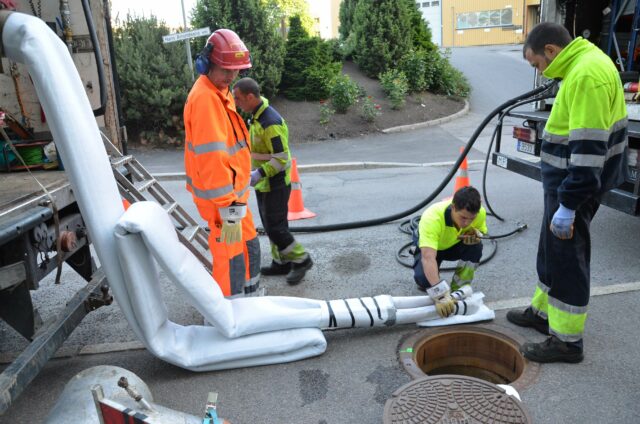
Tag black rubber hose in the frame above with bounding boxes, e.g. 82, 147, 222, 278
81, 0, 107, 117
289, 81, 558, 233
481, 92, 557, 221
103, 1, 127, 154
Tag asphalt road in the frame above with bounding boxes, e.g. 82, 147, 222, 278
2, 45, 640, 423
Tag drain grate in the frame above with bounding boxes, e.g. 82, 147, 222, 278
383, 375, 531, 424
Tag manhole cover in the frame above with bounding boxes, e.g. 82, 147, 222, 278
399, 324, 539, 391
383, 375, 532, 424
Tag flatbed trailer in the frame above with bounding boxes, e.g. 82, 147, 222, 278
0, 0, 123, 414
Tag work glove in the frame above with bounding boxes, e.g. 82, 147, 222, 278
219, 203, 247, 245
550, 204, 575, 239
459, 228, 483, 245
427, 280, 456, 318
250, 169, 262, 187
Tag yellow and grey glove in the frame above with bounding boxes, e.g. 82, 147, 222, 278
460, 228, 483, 245
219, 203, 246, 245
427, 280, 456, 318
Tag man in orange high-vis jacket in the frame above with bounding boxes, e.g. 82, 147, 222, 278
183, 29, 260, 297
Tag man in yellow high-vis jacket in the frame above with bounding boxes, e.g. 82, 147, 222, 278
507, 22, 629, 363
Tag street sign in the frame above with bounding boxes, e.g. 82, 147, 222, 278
162, 27, 210, 44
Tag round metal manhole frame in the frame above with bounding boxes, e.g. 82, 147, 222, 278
383, 374, 533, 424
398, 323, 540, 392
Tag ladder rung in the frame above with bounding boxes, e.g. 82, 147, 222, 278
181, 225, 200, 242
164, 202, 179, 214
134, 179, 156, 192
110, 155, 133, 167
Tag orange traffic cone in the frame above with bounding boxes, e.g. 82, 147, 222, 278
453, 147, 470, 195
288, 157, 316, 221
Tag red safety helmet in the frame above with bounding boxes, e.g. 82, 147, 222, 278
207, 29, 251, 70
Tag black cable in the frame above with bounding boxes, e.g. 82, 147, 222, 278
81, 0, 107, 117
481, 92, 557, 221
288, 81, 558, 233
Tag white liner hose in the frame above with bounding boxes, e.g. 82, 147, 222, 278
1, 11, 494, 372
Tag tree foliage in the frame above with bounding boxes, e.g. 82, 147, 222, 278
113, 14, 192, 144
402, 0, 435, 51
352, 0, 412, 78
191, 0, 285, 97
261, 0, 314, 36
338, 0, 359, 40
280, 15, 340, 100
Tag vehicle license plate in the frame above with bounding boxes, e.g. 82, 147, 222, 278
517, 140, 536, 155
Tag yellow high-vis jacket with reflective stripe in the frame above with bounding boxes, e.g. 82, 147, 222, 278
542, 37, 628, 210
249, 97, 291, 193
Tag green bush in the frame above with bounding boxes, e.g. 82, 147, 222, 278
319, 100, 335, 124
379, 69, 409, 109
280, 16, 341, 100
114, 15, 192, 145
425, 49, 470, 97
398, 50, 427, 92
360, 96, 381, 122
330, 74, 359, 113
304, 63, 342, 100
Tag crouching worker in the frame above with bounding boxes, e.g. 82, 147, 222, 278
412, 186, 488, 317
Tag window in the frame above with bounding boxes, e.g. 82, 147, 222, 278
456, 8, 515, 29
489, 10, 501, 26
422, 2, 429, 7
501, 9, 513, 25
431, 1, 439, 6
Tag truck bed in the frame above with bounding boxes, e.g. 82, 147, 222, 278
0, 170, 73, 245
0, 170, 69, 218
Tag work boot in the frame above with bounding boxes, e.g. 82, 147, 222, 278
286, 256, 313, 285
506, 307, 549, 335
521, 336, 584, 364
260, 261, 291, 276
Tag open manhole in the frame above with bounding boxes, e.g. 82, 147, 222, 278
399, 324, 539, 392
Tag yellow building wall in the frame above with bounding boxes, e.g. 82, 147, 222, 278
442, 0, 527, 47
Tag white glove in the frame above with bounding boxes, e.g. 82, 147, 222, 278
550, 204, 575, 239
250, 169, 261, 187
427, 280, 456, 318
219, 203, 246, 245
459, 228, 483, 245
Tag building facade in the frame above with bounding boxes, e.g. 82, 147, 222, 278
417, 0, 541, 47
416, 0, 443, 46
442, 0, 541, 47
306, 0, 341, 39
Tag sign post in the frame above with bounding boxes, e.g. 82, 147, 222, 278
162, 26, 210, 80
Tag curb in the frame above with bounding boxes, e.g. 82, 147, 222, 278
152, 159, 487, 181
381, 99, 470, 134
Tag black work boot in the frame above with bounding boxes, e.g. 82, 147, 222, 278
506, 307, 549, 335
260, 261, 291, 276
286, 256, 313, 285
521, 336, 584, 363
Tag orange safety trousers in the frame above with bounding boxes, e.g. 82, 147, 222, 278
200, 205, 257, 296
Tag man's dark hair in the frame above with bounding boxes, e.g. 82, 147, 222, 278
523, 22, 572, 58
234, 77, 261, 97
452, 186, 481, 213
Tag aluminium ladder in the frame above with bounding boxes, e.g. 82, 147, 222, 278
103, 138, 212, 274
